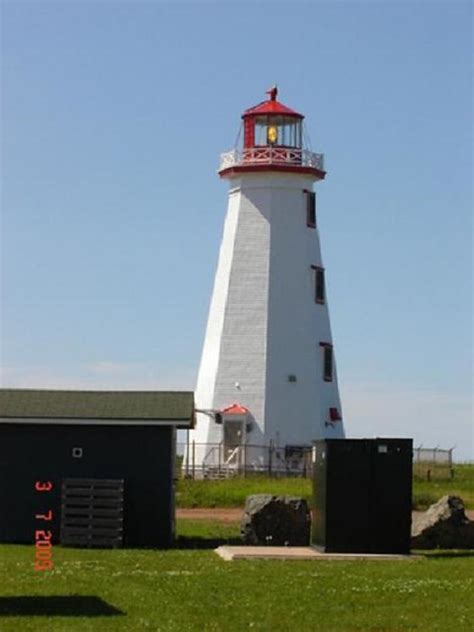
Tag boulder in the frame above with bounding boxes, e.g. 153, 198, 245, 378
240, 494, 311, 546
411, 495, 474, 549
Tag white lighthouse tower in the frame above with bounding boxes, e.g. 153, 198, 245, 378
187, 87, 345, 476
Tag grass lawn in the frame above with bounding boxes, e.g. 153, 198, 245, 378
176, 464, 474, 510
1, 519, 473, 632
413, 464, 474, 509
176, 475, 313, 509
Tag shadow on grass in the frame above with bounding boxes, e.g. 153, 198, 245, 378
175, 536, 242, 550
0, 596, 125, 617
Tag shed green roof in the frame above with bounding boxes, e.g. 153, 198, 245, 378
0, 389, 194, 427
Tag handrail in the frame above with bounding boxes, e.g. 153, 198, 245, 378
224, 446, 240, 466
219, 147, 324, 172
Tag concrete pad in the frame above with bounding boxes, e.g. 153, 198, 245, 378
215, 545, 421, 561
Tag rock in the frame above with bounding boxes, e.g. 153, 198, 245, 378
411, 495, 474, 549
240, 495, 311, 546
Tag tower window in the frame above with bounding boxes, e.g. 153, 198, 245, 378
320, 343, 333, 382
311, 266, 325, 304
305, 191, 316, 227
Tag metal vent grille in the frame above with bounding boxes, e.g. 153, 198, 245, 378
60, 478, 124, 548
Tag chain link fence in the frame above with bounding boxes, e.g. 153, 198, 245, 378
413, 446, 455, 480
176, 442, 456, 480
177, 442, 314, 479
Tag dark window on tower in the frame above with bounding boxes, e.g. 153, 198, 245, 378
312, 266, 325, 304
305, 191, 316, 227
320, 343, 333, 382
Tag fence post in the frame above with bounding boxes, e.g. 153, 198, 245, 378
268, 441, 273, 477
192, 440, 195, 480
185, 430, 190, 477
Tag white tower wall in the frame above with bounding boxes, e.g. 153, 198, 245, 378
190, 170, 344, 468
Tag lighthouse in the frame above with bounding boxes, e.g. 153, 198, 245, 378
186, 87, 345, 476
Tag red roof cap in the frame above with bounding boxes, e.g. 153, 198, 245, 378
221, 403, 249, 415
242, 86, 303, 119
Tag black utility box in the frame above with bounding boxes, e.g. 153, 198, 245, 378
312, 438, 412, 554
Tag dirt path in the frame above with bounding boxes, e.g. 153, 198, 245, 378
177, 508, 242, 522
177, 508, 474, 523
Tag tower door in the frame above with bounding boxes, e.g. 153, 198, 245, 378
223, 419, 245, 461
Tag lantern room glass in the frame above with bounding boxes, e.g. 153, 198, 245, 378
254, 116, 302, 148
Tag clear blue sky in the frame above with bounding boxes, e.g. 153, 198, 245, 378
1, 2, 472, 460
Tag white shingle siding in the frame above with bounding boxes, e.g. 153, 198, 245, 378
190, 171, 344, 465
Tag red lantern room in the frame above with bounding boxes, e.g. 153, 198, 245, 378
219, 86, 326, 180
242, 86, 303, 149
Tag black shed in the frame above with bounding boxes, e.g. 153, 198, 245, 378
0, 389, 194, 548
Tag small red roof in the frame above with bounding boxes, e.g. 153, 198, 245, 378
242, 86, 303, 119
221, 403, 249, 415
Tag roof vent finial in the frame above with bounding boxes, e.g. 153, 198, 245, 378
266, 85, 278, 101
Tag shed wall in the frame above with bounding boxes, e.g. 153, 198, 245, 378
0, 424, 175, 547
